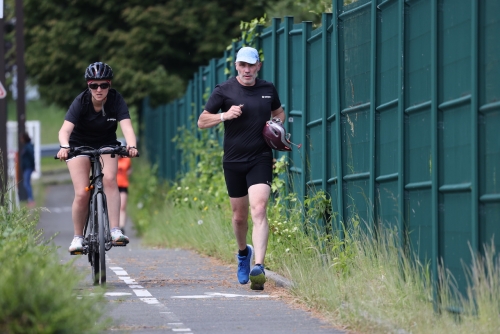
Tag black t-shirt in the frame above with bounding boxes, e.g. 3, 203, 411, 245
65, 89, 130, 148
204, 77, 282, 162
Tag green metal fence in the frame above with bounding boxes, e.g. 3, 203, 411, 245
142, 0, 500, 293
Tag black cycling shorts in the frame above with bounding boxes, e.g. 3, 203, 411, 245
118, 187, 128, 193
223, 155, 273, 198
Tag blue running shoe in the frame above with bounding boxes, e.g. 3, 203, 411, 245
236, 244, 254, 284
250, 264, 266, 291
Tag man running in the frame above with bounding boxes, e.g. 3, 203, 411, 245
197, 47, 285, 290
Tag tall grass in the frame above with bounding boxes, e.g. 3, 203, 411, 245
0, 192, 111, 333
129, 129, 500, 333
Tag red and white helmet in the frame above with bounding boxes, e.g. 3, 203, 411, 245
262, 119, 301, 151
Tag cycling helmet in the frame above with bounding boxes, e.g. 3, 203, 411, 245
85, 62, 113, 80
262, 118, 301, 151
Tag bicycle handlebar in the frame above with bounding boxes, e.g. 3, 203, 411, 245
54, 145, 140, 160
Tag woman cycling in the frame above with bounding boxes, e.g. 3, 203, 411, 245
56, 62, 139, 253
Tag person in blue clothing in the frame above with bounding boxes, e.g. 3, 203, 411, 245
197, 47, 285, 290
20, 132, 36, 207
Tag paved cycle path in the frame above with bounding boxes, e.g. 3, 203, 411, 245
39, 182, 344, 334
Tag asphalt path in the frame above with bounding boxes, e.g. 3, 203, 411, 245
38, 181, 344, 334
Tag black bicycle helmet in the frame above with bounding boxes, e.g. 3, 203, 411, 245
84, 62, 113, 80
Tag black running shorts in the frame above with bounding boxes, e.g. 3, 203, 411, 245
223, 155, 273, 198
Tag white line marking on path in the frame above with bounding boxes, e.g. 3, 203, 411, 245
105, 292, 133, 296
47, 206, 72, 213
117, 276, 137, 284
133, 289, 152, 297
140, 298, 160, 304
113, 270, 129, 276
171, 292, 271, 299
108, 259, 194, 332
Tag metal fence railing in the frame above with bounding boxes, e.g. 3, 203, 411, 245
142, 0, 500, 294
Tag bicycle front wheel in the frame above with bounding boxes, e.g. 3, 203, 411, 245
96, 193, 107, 284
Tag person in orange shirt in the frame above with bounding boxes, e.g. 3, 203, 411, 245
117, 156, 132, 235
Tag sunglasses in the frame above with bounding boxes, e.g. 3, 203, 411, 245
88, 83, 110, 90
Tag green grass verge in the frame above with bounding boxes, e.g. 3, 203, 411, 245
0, 202, 111, 333
128, 130, 500, 334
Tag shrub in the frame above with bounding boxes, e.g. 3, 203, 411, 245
0, 204, 109, 333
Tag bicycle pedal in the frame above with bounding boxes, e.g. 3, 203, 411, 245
70, 250, 84, 255
112, 241, 127, 246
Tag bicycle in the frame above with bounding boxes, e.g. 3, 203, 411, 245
55, 145, 138, 285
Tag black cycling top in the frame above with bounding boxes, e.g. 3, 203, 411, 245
204, 77, 282, 162
65, 89, 130, 148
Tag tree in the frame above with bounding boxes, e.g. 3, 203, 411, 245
266, 0, 332, 25
22, 0, 271, 109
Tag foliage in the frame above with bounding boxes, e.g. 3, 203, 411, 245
168, 124, 227, 211
266, 0, 332, 25
21, 0, 273, 109
128, 161, 169, 235
265, 155, 358, 272
0, 204, 109, 333
129, 135, 500, 334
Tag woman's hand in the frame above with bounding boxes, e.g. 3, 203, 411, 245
127, 146, 139, 157
57, 147, 70, 161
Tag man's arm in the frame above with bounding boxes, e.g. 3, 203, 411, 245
271, 106, 285, 123
198, 105, 244, 129
198, 110, 224, 129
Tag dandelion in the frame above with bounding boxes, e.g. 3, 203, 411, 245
184, 197, 188, 201
203, 206, 208, 211
177, 187, 181, 191
285, 248, 290, 253
185, 187, 189, 190
198, 220, 203, 225
137, 202, 144, 209
193, 197, 198, 201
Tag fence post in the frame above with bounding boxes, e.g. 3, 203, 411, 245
331, 0, 344, 234
430, 0, 439, 311
301, 21, 312, 201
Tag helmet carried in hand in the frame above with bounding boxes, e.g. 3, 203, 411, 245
85, 62, 113, 80
262, 119, 301, 151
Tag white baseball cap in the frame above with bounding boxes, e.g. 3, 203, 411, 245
235, 47, 260, 64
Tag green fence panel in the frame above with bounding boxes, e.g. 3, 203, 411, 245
478, 0, 500, 258
140, 0, 500, 294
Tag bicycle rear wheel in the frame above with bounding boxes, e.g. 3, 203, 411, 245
96, 193, 107, 284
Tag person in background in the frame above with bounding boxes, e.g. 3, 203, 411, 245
197, 47, 285, 290
56, 62, 139, 253
117, 155, 132, 235
20, 132, 36, 208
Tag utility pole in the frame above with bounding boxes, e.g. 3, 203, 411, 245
0, 0, 7, 204
15, 0, 26, 201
